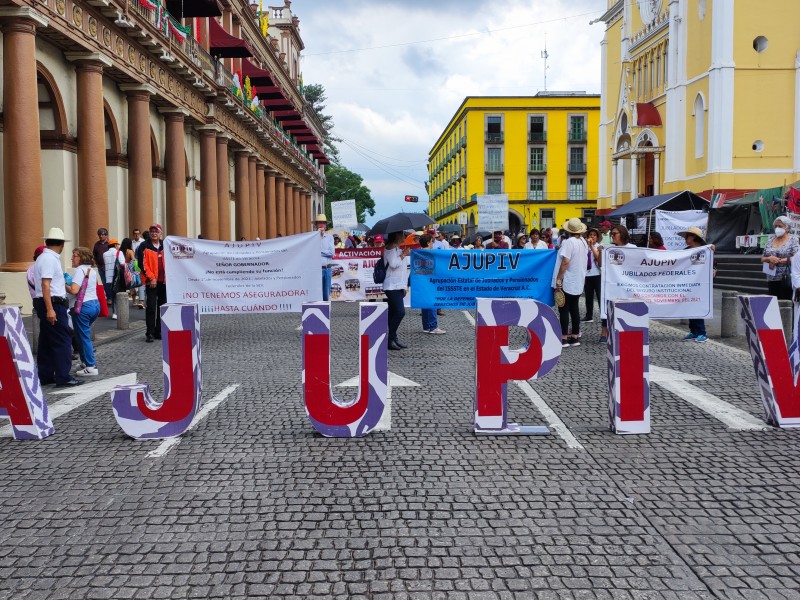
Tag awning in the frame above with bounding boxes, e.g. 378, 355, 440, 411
273, 109, 301, 119
242, 58, 275, 87
607, 191, 709, 217
209, 18, 252, 58
166, 0, 222, 18
635, 102, 662, 127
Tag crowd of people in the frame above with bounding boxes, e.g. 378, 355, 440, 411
29, 224, 169, 386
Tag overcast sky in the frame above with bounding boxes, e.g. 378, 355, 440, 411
294, 0, 606, 223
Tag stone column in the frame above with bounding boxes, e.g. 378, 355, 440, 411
266, 170, 277, 239
198, 127, 218, 239
653, 153, 661, 195
256, 164, 267, 239
234, 151, 250, 240
630, 154, 639, 200
285, 180, 295, 236
293, 186, 302, 234
67, 53, 112, 248
161, 109, 188, 237
216, 135, 231, 240
121, 85, 156, 232
248, 155, 258, 239
0, 8, 48, 272
611, 159, 618, 207
305, 192, 313, 233
275, 176, 287, 236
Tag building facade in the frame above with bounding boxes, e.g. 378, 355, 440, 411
427, 95, 600, 235
598, 0, 800, 213
0, 0, 328, 305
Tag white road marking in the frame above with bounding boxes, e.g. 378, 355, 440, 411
650, 365, 767, 430
0, 374, 137, 438
462, 310, 475, 327
514, 380, 585, 449
146, 384, 240, 458
337, 371, 420, 432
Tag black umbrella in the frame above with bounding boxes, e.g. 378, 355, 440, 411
437, 224, 462, 233
368, 212, 435, 235
464, 231, 491, 245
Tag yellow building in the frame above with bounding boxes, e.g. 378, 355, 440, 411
427, 95, 600, 235
598, 0, 800, 213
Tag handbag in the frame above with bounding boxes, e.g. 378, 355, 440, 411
72, 268, 91, 315
112, 250, 132, 293
126, 262, 142, 288
96, 282, 109, 318
554, 288, 566, 308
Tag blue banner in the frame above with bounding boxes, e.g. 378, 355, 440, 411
410, 249, 557, 309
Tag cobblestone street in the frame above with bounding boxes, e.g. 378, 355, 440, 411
2, 303, 799, 599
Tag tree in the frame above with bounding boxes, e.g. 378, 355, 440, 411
324, 165, 376, 225
304, 83, 341, 165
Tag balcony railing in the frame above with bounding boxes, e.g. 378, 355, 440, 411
528, 131, 547, 143
528, 163, 547, 174
485, 131, 504, 143
485, 162, 504, 173
568, 130, 587, 143
528, 192, 546, 202
567, 162, 587, 174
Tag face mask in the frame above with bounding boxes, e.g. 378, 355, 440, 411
775, 227, 786, 237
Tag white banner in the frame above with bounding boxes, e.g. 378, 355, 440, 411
601, 246, 714, 319
330, 248, 385, 302
654, 210, 708, 250
164, 233, 322, 314
477, 194, 509, 231
331, 199, 358, 232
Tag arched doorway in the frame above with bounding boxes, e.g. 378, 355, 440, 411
508, 210, 523, 236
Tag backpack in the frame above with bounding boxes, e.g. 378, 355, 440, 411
373, 255, 387, 284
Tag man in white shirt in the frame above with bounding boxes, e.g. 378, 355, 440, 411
102, 238, 125, 319
432, 230, 450, 250
552, 218, 589, 347
316, 213, 335, 301
33, 227, 84, 387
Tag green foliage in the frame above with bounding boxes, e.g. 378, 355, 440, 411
324, 165, 376, 225
304, 83, 341, 165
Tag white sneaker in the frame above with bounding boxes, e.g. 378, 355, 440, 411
429, 328, 447, 334
112, 314, 117, 320
75, 366, 98, 377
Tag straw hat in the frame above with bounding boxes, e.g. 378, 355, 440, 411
314, 213, 328, 222
564, 218, 587, 235
43, 227, 69, 242
677, 226, 706, 245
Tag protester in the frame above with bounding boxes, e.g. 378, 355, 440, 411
552, 218, 589, 347
761, 216, 798, 300
433, 231, 450, 249
473, 236, 484, 250
315, 214, 335, 301
93, 227, 109, 285
142, 224, 167, 343
333, 234, 344, 249
648, 232, 667, 250
525, 229, 548, 249
599, 220, 613, 246
383, 231, 410, 350
102, 238, 124, 320
678, 226, 714, 342
513, 233, 528, 249
33, 227, 83, 387
417, 234, 446, 335
450, 235, 462, 249
26, 246, 47, 299
67, 247, 101, 377
543, 228, 554, 248
599, 224, 638, 343
486, 231, 509, 249
133, 230, 150, 309
374, 234, 385, 248
583, 228, 602, 323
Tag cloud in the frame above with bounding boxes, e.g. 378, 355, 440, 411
296, 0, 606, 221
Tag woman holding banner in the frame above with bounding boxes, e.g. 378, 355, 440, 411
383, 232, 411, 350
761, 216, 798, 301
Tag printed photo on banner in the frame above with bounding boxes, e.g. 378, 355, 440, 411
330, 248, 385, 302
654, 210, 708, 250
409, 249, 557, 310
164, 233, 322, 314
600, 245, 714, 319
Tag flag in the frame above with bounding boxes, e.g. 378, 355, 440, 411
710, 192, 727, 209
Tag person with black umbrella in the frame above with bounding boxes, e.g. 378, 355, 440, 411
382, 231, 410, 350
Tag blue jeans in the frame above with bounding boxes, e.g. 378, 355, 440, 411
689, 319, 707, 337
73, 300, 100, 367
384, 289, 406, 342
322, 267, 331, 301
421, 308, 437, 331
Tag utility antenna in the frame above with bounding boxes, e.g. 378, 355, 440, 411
541, 34, 550, 92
